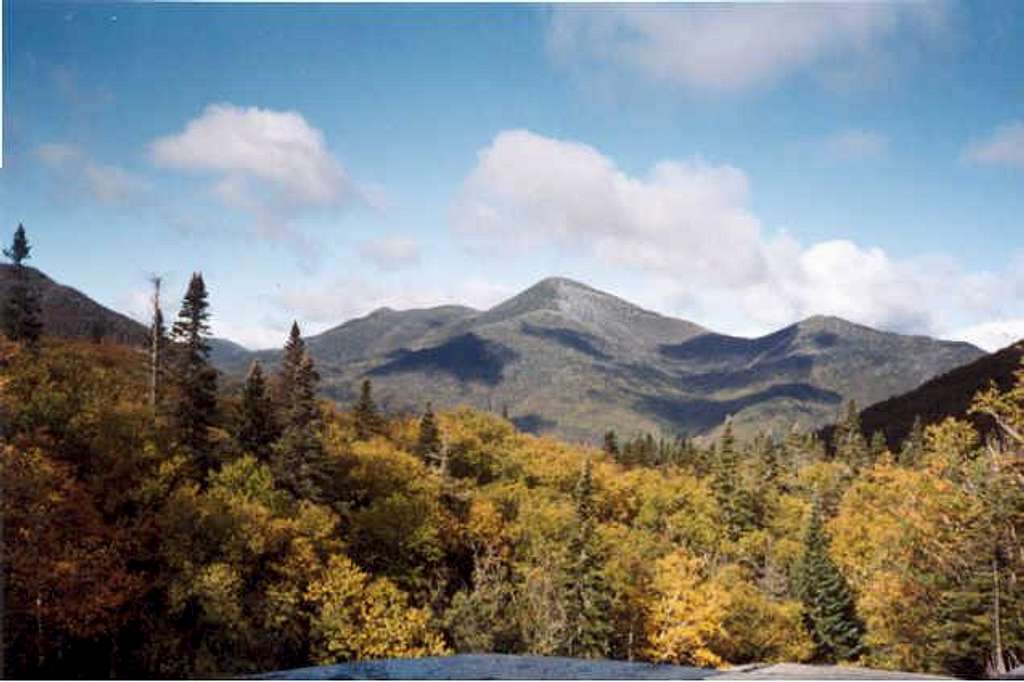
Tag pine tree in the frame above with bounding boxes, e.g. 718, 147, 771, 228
170, 272, 218, 471
834, 400, 871, 470
415, 403, 442, 464
273, 352, 330, 501
602, 430, 620, 459
278, 321, 305, 408
237, 361, 277, 459
796, 499, 865, 663
712, 419, 755, 540
2, 223, 43, 347
563, 457, 612, 658
898, 416, 925, 468
869, 431, 888, 461
353, 378, 383, 440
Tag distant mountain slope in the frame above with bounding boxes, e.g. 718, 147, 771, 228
8, 265, 984, 443
218, 276, 982, 442
0, 264, 148, 345
836, 341, 1024, 450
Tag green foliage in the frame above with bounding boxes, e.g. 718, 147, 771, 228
415, 402, 442, 463
237, 361, 278, 459
796, 500, 865, 663
2, 224, 43, 347
562, 457, 612, 658
170, 273, 218, 469
2, 333, 1021, 678
354, 378, 385, 440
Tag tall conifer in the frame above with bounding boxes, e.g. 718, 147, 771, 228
353, 378, 383, 440
237, 360, 277, 459
563, 457, 612, 658
2, 224, 43, 347
171, 272, 218, 471
797, 499, 865, 663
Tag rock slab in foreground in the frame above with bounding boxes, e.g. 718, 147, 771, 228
255, 655, 951, 680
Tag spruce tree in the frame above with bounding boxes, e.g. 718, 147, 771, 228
353, 378, 383, 440
899, 416, 925, 468
835, 400, 870, 470
2, 223, 43, 347
869, 431, 888, 461
563, 457, 612, 658
415, 402, 442, 463
278, 321, 305, 407
171, 272, 218, 471
712, 419, 755, 540
797, 499, 866, 663
237, 360, 277, 459
274, 352, 330, 501
602, 430, 620, 459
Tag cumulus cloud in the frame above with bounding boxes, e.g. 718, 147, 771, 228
824, 129, 889, 160
150, 104, 366, 259
267, 276, 513, 332
951, 319, 1024, 353
547, 3, 949, 95
359, 236, 421, 271
34, 142, 148, 204
962, 121, 1024, 168
455, 130, 766, 288
454, 129, 1017, 342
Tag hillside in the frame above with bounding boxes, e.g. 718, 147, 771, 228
4, 266, 984, 441
839, 340, 1024, 450
0, 264, 148, 345
212, 276, 984, 442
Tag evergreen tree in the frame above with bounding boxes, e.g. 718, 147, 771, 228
797, 499, 865, 663
898, 416, 925, 468
276, 320, 307, 415
237, 361, 277, 459
273, 352, 330, 501
563, 456, 612, 658
712, 419, 755, 540
1, 223, 43, 347
415, 403, 442, 463
834, 400, 871, 470
353, 378, 383, 440
170, 272, 218, 471
869, 431, 888, 461
602, 430, 620, 459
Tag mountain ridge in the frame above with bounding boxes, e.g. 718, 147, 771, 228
2, 264, 985, 442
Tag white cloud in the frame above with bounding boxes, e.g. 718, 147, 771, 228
962, 121, 1024, 168
151, 103, 351, 206
267, 276, 513, 333
359, 236, 421, 271
150, 104, 366, 260
547, 4, 949, 95
951, 319, 1024, 353
824, 129, 889, 160
454, 128, 1018, 343
456, 129, 766, 288
34, 143, 148, 204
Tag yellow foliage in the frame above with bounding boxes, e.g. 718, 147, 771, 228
643, 549, 727, 668
306, 554, 449, 663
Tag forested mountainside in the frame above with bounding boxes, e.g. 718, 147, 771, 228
825, 341, 1024, 451
10, 264, 982, 442
212, 277, 982, 442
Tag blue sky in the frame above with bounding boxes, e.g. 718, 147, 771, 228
1, 1, 1023, 350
